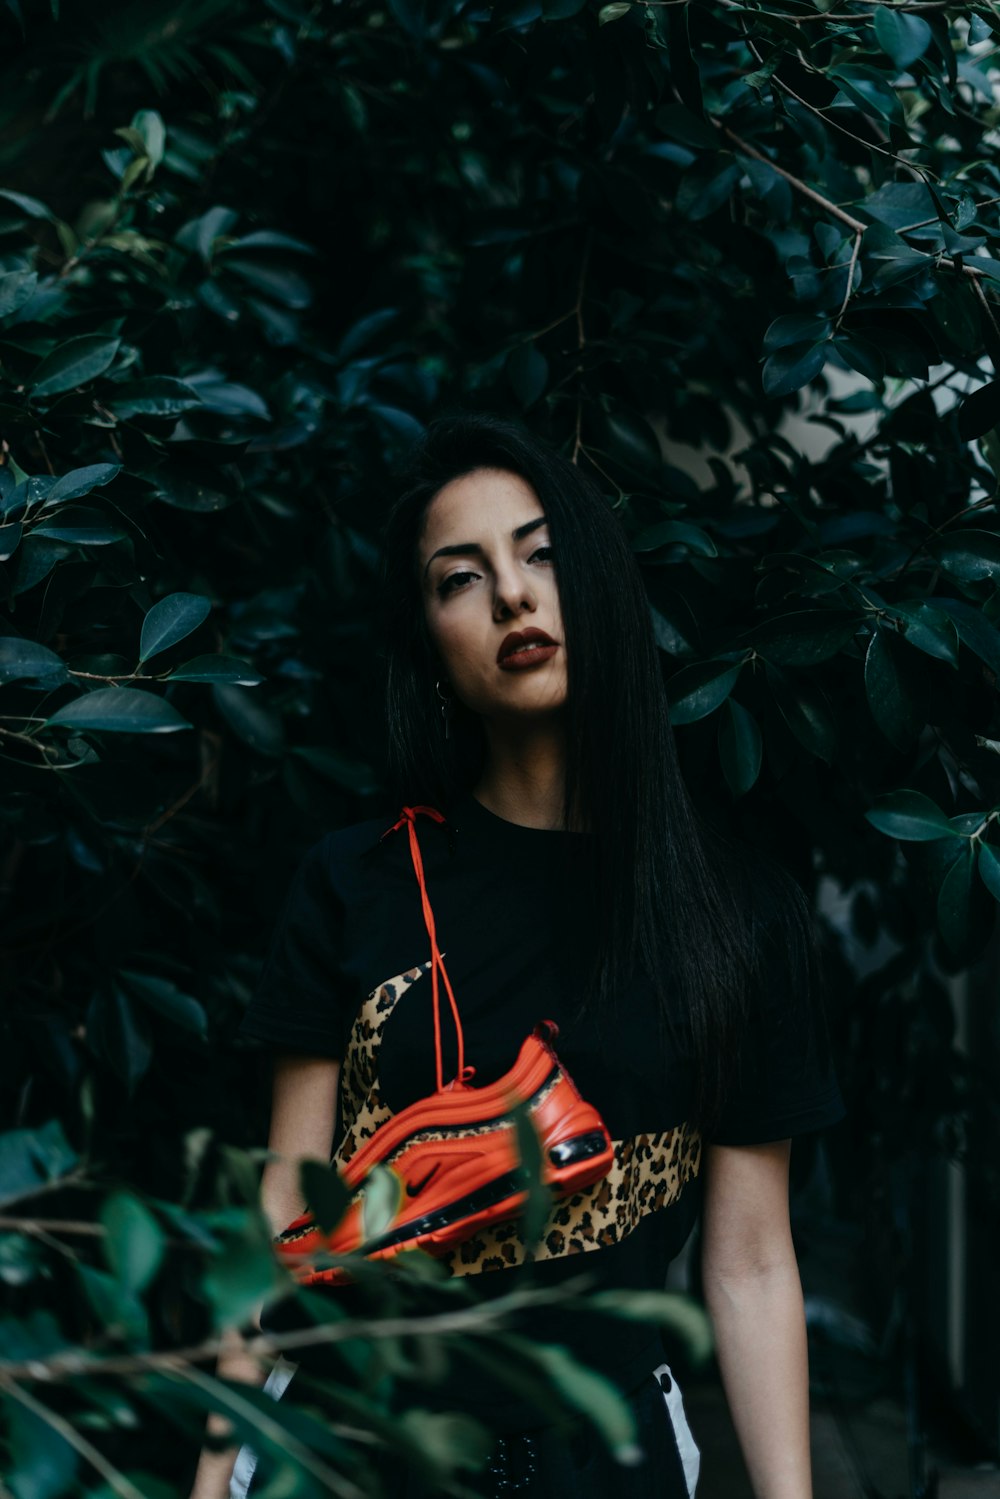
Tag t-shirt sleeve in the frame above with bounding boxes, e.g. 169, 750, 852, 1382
708, 909, 845, 1147
239, 833, 354, 1058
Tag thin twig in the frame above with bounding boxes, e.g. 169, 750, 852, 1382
572, 227, 594, 464
1, 1278, 598, 1385
722, 126, 867, 232
837, 231, 864, 322
971, 271, 1000, 356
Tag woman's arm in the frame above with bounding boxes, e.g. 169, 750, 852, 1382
700, 1139, 812, 1499
188, 1054, 341, 1499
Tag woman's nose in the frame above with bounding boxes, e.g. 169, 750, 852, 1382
492, 569, 536, 619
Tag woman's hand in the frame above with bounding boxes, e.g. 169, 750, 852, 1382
700, 1138, 812, 1499
186, 1053, 341, 1499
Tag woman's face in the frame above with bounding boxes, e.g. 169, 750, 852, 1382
417, 467, 568, 723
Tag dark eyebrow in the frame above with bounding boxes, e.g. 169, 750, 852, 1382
422, 515, 548, 579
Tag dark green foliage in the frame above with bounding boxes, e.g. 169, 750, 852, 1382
2, 0, 999, 1489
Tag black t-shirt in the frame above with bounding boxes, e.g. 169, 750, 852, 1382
241, 790, 845, 1429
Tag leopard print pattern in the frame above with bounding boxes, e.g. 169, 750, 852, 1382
435, 1122, 702, 1275
313, 963, 702, 1274
335, 959, 433, 1167
339, 959, 432, 1120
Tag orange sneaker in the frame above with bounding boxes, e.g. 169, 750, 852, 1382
275, 1018, 613, 1286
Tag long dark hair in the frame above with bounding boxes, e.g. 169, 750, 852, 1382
379, 407, 822, 1126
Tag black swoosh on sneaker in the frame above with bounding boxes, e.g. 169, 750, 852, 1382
406, 1167, 438, 1198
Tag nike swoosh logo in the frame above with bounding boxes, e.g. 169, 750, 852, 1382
406, 1167, 438, 1198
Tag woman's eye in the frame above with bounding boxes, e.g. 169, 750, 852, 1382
437, 570, 478, 597
531, 546, 553, 562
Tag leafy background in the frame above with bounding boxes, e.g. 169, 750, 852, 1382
2, 0, 1000, 1493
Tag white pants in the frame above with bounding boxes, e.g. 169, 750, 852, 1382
228, 1356, 297, 1499
653, 1361, 701, 1497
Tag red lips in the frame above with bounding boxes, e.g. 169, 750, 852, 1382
497, 627, 558, 663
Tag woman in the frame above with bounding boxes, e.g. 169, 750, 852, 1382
189, 409, 844, 1499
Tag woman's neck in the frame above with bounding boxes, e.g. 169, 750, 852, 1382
472, 715, 579, 831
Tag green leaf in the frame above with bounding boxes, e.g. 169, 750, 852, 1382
217, 230, 318, 256
0, 637, 69, 685
77, 1262, 149, 1342
676, 160, 740, 221
224, 259, 312, 309
190, 380, 270, 420
0, 187, 56, 221
139, 592, 212, 663
718, 698, 762, 798
932, 598, 1000, 676
396, 1408, 493, 1477
300, 1159, 351, 1237
864, 628, 920, 750
511, 1096, 549, 1253
601, 408, 662, 478
0, 1309, 69, 1362
0, 269, 39, 319
202, 1209, 284, 1331
360, 1163, 402, 1246
631, 519, 717, 557
830, 63, 904, 124
957, 383, 1000, 442
32, 507, 128, 545
0, 520, 18, 559
151, 468, 240, 512
762, 314, 832, 353
873, 6, 931, 68
86, 985, 151, 1093
762, 341, 827, 398
835, 335, 884, 385
45, 687, 192, 734
30, 336, 121, 398
751, 610, 859, 665
887, 602, 959, 666
930, 529, 1000, 582
978, 842, 1000, 902
598, 2, 632, 22
0, 1120, 78, 1208
213, 684, 285, 755
43, 463, 121, 507
667, 658, 744, 725
861, 223, 930, 289
764, 662, 837, 763
167, 653, 263, 685
176, 204, 240, 263
937, 843, 975, 956
506, 342, 548, 408
100, 1191, 165, 1294
119, 970, 207, 1036
131, 109, 165, 168
865, 790, 956, 841
108, 378, 203, 419
4, 1396, 78, 1499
